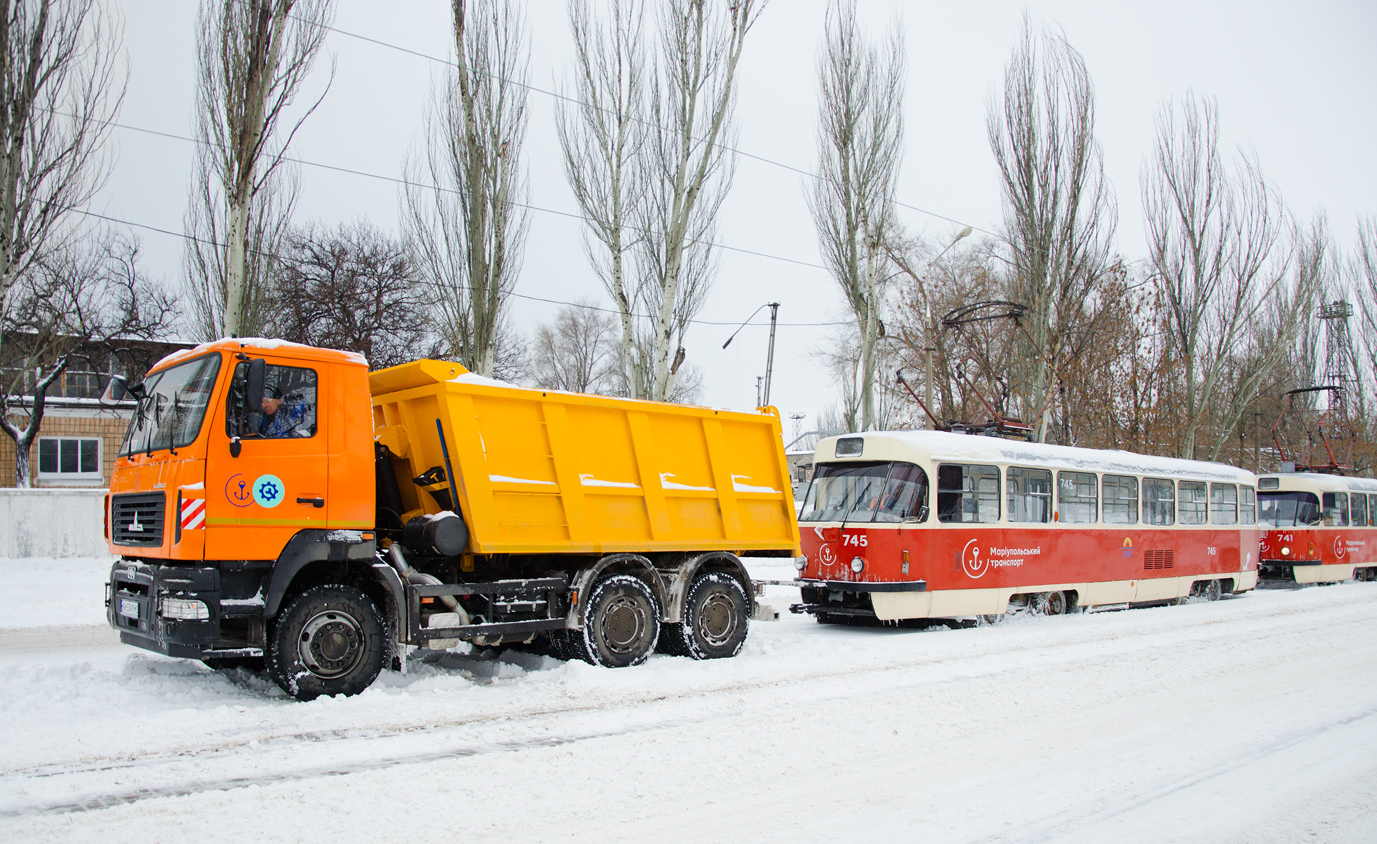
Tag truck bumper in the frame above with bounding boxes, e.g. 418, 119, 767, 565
107, 559, 222, 659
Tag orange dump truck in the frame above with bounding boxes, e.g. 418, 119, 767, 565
104, 339, 800, 699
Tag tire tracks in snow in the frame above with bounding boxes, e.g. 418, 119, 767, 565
971, 705, 1377, 844
4, 590, 1375, 818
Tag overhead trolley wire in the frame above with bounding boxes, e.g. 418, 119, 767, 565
310, 9, 997, 238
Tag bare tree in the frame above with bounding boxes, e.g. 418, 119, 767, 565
187, 0, 334, 339
987, 13, 1118, 441
636, 0, 763, 402
529, 301, 618, 394
1143, 93, 1307, 460
403, 0, 529, 378
0, 0, 124, 356
1, 233, 174, 486
184, 150, 297, 339
557, 0, 649, 397
267, 220, 432, 369
1355, 216, 1377, 402
809, 0, 904, 431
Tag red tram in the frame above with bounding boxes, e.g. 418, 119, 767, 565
793, 431, 1261, 623
1257, 472, 1377, 583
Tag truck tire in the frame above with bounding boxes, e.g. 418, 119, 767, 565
660, 572, 749, 660
266, 585, 386, 700
575, 574, 660, 668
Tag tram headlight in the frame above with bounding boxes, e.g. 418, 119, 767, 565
794, 555, 807, 571
851, 557, 865, 573
1281, 546, 1291, 556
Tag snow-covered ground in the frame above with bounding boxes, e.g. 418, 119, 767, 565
3, 557, 1377, 843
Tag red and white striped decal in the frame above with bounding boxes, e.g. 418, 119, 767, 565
180, 498, 206, 531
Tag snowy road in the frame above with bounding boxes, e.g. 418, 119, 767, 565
3, 559, 1377, 842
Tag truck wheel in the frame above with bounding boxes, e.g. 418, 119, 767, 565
577, 575, 660, 668
662, 573, 749, 660
266, 585, 386, 700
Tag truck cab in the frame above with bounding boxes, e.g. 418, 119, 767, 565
106, 339, 378, 670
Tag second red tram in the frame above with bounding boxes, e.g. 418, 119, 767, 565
794, 431, 1261, 622
1257, 472, 1377, 583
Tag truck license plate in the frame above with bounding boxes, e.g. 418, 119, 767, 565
117, 598, 139, 619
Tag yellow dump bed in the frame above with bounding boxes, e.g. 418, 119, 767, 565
370, 360, 800, 557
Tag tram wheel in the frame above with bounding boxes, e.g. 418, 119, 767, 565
1202, 579, 1222, 602
1035, 591, 1069, 616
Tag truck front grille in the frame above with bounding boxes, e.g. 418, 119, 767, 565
112, 493, 166, 547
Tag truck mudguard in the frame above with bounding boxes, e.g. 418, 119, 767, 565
263, 530, 378, 617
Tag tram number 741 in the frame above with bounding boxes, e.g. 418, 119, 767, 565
842, 533, 868, 548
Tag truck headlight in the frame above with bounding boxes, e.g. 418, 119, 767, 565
794, 555, 807, 571
851, 557, 865, 573
161, 597, 209, 620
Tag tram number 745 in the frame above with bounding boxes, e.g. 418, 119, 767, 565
842, 533, 868, 548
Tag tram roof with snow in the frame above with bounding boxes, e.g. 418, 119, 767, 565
800, 430, 1257, 529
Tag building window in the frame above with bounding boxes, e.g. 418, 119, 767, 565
61, 370, 105, 399
37, 436, 102, 481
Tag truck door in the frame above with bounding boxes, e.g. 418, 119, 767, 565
204, 358, 331, 561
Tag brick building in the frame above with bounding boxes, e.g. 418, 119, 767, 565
1, 338, 196, 488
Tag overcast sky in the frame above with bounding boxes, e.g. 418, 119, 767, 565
103, 0, 1377, 438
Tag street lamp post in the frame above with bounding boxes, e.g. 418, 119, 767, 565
723, 302, 781, 408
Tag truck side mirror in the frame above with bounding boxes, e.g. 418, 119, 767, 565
245, 358, 266, 411
100, 375, 127, 405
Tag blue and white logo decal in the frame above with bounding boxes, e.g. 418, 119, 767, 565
252, 474, 285, 509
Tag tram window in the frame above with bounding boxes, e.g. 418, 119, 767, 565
1208, 484, 1237, 525
1143, 478, 1176, 526
1258, 491, 1321, 527
1179, 481, 1207, 525
1322, 493, 1350, 527
1102, 474, 1138, 525
798, 461, 928, 524
937, 464, 1000, 524
1240, 487, 1257, 524
1352, 493, 1369, 527
1057, 471, 1098, 524
871, 462, 930, 523
1006, 467, 1052, 523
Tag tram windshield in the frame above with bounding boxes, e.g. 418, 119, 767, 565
1258, 491, 1322, 527
799, 461, 928, 524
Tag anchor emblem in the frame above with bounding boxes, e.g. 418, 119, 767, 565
225, 473, 253, 508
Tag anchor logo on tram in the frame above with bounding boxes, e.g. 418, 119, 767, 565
961, 539, 989, 579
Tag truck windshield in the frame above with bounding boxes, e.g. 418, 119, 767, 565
119, 354, 222, 456
799, 461, 928, 524
1258, 491, 1321, 527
